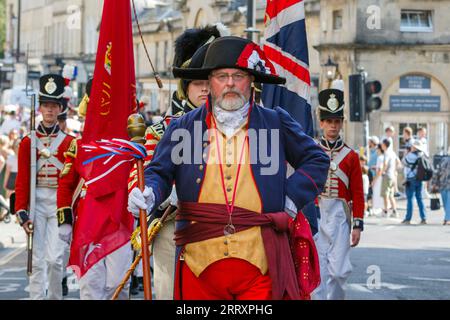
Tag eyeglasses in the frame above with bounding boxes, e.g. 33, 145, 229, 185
211, 72, 249, 83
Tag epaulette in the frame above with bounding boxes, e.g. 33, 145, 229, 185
64, 138, 78, 159
172, 111, 185, 118
146, 112, 185, 141
60, 139, 78, 178
147, 122, 165, 141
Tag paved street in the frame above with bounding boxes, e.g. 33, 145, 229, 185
346, 200, 450, 300
0, 198, 449, 300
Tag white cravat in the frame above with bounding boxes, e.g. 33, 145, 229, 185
213, 102, 250, 137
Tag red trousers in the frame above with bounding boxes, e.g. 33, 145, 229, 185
181, 258, 272, 300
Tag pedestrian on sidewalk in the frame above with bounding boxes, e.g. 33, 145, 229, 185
359, 156, 370, 217
381, 139, 398, 218
431, 148, 450, 225
0, 135, 13, 198
382, 126, 395, 152
402, 127, 415, 154
367, 136, 379, 179
3, 139, 19, 199
372, 144, 385, 215
401, 140, 428, 225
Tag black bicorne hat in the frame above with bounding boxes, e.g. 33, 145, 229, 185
318, 89, 345, 120
172, 36, 286, 85
38, 74, 65, 105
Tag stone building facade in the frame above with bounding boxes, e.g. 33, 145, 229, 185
3, 0, 448, 156
315, 0, 450, 155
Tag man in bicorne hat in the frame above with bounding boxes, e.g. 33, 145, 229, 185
15, 74, 75, 300
128, 36, 329, 300
311, 89, 364, 300
127, 24, 229, 299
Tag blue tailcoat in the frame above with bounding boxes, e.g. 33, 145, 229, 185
144, 103, 329, 222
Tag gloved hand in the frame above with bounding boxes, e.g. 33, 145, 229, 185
59, 224, 72, 244
16, 210, 30, 226
128, 186, 155, 218
17, 210, 33, 235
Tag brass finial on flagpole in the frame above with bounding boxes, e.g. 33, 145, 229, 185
126, 113, 152, 300
127, 113, 146, 144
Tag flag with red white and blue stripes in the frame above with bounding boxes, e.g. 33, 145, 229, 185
262, 0, 313, 137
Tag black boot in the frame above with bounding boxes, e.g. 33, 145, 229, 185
130, 275, 139, 296
62, 277, 69, 296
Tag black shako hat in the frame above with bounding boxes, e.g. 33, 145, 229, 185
318, 89, 345, 120
172, 36, 286, 85
38, 74, 65, 105
173, 24, 226, 69
172, 24, 228, 102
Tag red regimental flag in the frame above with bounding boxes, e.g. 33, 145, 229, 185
70, 0, 136, 278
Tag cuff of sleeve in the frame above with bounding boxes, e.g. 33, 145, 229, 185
284, 196, 298, 219
57, 207, 73, 226
353, 218, 364, 231
16, 210, 30, 226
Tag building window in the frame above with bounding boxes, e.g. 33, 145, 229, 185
400, 10, 433, 32
333, 10, 343, 30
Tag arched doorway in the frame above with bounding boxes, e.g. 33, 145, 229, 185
378, 72, 450, 157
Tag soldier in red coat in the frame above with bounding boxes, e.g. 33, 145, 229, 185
311, 89, 364, 300
15, 74, 75, 299
56, 79, 133, 300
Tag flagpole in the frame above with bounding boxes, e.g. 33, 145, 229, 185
127, 114, 152, 300
111, 205, 176, 300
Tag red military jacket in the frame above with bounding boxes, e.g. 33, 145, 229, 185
57, 139, 82, 216
318, 138, 365, 220
15, 124, 74, 212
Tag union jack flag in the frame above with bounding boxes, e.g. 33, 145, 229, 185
262, 0, 319, 236
262, 0, 313, 137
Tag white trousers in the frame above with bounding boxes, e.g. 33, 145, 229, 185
62, 242, 70, 278
79, 242, 132, 300
153, 219, 176, 300
29, 187, 65, 300
312, 198, 353, 300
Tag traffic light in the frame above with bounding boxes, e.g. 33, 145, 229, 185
349, 75, 382, 122
349, 74, 365, 122
365, 80, 382, 112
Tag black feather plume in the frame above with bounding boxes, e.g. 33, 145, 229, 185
172, 25, 222, 68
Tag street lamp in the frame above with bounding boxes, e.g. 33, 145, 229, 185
322, 56, 339, 88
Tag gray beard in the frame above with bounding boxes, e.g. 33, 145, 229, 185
213, 90, 247, 111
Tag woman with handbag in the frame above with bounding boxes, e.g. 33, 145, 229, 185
431, 149, 450, 225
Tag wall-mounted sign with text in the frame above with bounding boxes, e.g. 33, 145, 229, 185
390, 95, 440, 112
399, 74, 431, 94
